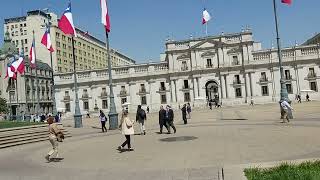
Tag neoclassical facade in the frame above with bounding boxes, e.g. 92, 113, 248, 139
54, 31, 320, 115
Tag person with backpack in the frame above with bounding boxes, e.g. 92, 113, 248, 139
99, 110, 107, 133
136, 105, 147, 135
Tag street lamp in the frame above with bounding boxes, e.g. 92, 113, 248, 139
272, 0, 292, 117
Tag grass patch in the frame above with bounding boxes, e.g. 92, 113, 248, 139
244, 161, 320, 180
0, 121, 44, 129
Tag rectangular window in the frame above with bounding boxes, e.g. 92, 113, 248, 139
234, 75, 241, 84
207, 59, 212, 68
140, 84, 146, 92
285, 70, 291, 80
184, 80, 189, 89
83, 101, 89, 110
141, 96, 147, 105
161, 94, 167, 104
184, 92, 190, 102
233, 56, 239, 65
310, 82, 318, 92
235, 88, 242, 97
309, 68, 316, 78
102, 100, 108, 109
261, 86, 269, 96
65, 103, 70, 112
286, 84, 293, 94
181, 61, 188, 71
160, 82, 165, 91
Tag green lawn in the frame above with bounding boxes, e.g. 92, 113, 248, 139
0, 121, 44, 129
244, 161, 320, 180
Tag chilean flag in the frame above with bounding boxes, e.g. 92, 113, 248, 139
281, 0, 292, 5
101, 0, 111, 32
5, 61, 17, 80
202, 9, 211, 25
29, 41, 36, 68
41, 26, 54, 52
58, 2, 77, 36
11, 55, 25, 75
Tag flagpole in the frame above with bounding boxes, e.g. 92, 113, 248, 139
206, 22, 208, 36
32, 30, 41, 116
44, 10, 57, 115
272, 0, 291, 115
105, 29, 118, 130
72, 36, 83, 128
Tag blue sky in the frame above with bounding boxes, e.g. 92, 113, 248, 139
0, 0, 319, 63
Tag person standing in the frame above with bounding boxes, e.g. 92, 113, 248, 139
136, 105, 147, 135
181, 104, 187, 124
45, 116, 64, 162
306, 94, 310, 102
280, 99, 293, 123
118, 110, 134, 151
147, 106, 150, 113
209, 101, 212, 110
166, 105, 176, 133
250, 98, 254, 106
159, 105, 169, 134
186, 103, 191, 119
99, 110, 107, 133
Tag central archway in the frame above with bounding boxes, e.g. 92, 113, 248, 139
205, 80, 219, 102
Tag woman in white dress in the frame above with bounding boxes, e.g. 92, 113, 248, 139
118, 110, 135, 151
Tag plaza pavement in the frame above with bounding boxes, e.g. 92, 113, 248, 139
1, 101, 320, 179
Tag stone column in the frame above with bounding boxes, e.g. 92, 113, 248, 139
170, 80, 175, 103
249, 72, 253, 97
224, 75, 229, 98
174, 80, 178, 103
197, 77, 200, 98
193, 77, 198, 98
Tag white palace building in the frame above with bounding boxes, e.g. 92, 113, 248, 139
54, 30, 320, 114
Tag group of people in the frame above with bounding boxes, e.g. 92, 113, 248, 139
295, 94, 310, 103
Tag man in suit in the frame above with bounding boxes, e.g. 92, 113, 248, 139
165, 105, 176, 134
159, 105, 169, 134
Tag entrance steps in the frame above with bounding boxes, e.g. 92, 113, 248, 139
0, 124, 71, 149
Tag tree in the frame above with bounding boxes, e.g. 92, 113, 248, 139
0, 97, 8, 114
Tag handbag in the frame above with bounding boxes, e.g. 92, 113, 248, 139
125, 118, 133, 127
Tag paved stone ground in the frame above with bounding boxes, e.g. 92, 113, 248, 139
1, 101, 320, 180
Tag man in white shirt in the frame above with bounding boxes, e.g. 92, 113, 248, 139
280, 99, 293, 123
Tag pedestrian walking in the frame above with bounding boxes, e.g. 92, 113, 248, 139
118, 110, 134, 151
99, 110, 107, 133
297, 94, 301, 103
45, 116, 64, 162
166, 105, 176, 133
181, 104, 187, 124
147, 106, 150, 113
250, 98, 254, 106
280, 99, 293, 123
209, 101, 212, 110
306, 94, 310, 101
187, 103, 192, 119
159, 105, 169, 134
136, 105, 147, 135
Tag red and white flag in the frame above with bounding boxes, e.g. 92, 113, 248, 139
29, 41, 36, 68
11, 56, 25, 74
58, 2, 77, 36
281, 0, 292, 5
202, 9, 211, 25
101, 0, 111, 32
41, 26, 54, 52
5, 62, 17, 80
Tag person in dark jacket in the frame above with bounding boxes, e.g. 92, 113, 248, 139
181, 104, 187, 124
165, 105, 176, 134
136, 105, 147, 135
99, 110, 107, 133
159, 105, 169, 134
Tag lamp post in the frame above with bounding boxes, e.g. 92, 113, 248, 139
272, 0, 289, 101
105, 30, 118, 130
43, 9, 57, 115
272, 0, 292, 117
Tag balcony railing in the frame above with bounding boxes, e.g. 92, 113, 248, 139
232, 61, 240, 66
139, 88, 147, 94
120, 90, 127, 96
307, 72, 317, 79
233, 80, 242, 85
259, 77, 268, 82
182, 86, 190, 89
181, 66, 189, 71
63, 96, 70, 101
101, 92, 108, 97
82, 94, 89, 98
206, 64, 213, 68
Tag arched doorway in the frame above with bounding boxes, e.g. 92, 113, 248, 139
205, 81, 219, 102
